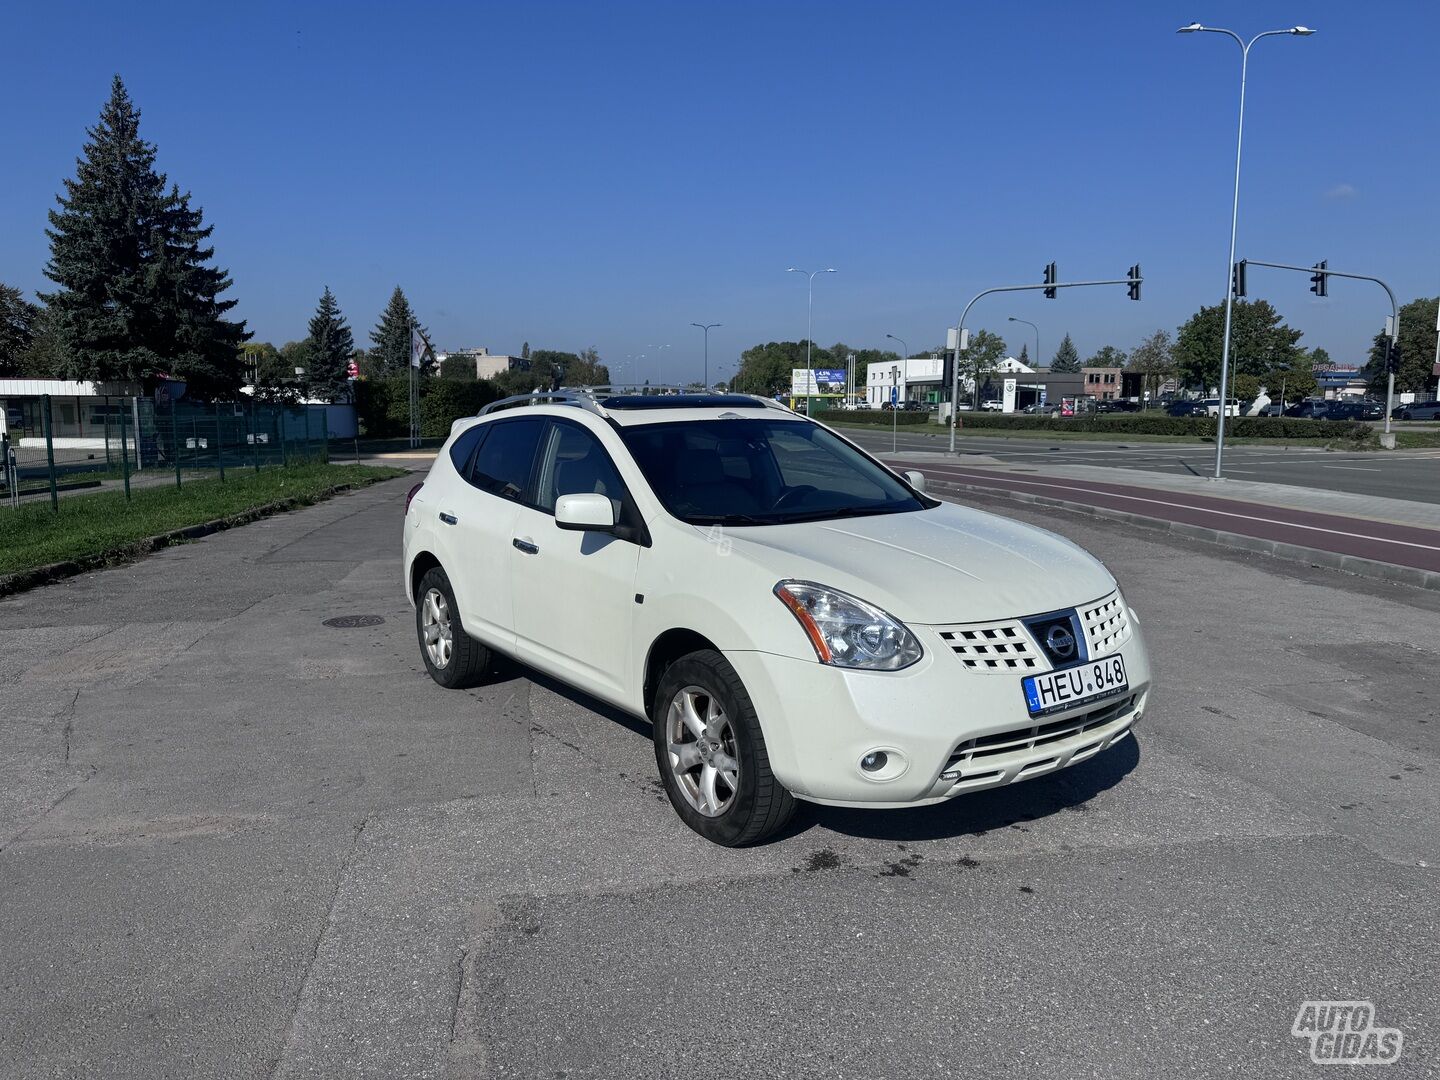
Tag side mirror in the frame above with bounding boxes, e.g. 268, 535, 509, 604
555, 492, 617, 532
903, 470, 927, 493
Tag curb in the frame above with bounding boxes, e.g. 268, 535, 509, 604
931, 477, 1440, 593
0, 479, 380, 599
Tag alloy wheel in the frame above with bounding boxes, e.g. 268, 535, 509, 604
665, 685, 739, 817
420, 587, 453, 669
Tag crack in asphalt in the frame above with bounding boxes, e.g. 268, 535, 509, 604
267, 813, 370, 1080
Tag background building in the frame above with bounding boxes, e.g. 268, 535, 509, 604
435, 347, 529, 380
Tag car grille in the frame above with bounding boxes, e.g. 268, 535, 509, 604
935, 619, 1043, 671
1080, 593, 1131, 656
935, 591, 1130, 674
942, 694, 1137, 775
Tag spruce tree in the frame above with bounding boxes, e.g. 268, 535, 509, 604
371, 286, 428, 374
304, 288, 355, 402
1050, 333, 1081, 373
0, 283, 38, 377
40, 76, 248, 396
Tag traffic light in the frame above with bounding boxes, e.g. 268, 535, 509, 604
1127, 264, 1141, 302
1310, 260, 1328, 298
1386, 340, 1401, 375
1232, 260, 1247, 298
1043, 262, 1057, 299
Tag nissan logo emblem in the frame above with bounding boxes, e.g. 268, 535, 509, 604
1045, 625, 1076, 658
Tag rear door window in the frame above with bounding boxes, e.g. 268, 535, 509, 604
448, 424, 487, 476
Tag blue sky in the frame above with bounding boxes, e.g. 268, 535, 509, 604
3, 1, 1436, 382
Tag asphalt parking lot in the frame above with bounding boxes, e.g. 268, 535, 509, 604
2, 476, 1437, 1078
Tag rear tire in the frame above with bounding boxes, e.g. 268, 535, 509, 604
416, 566, 489, 689
652, 649, 795, 846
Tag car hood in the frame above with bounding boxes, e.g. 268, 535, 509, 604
720, 502, 1117, 625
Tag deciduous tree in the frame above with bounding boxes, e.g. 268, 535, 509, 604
960, 329, 1007, 403
1126, 330, 1175, 398
1367, 297, 1439, 395
1173, 299, 1303, 392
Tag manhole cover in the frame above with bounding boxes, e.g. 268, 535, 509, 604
322, 615, 385, 628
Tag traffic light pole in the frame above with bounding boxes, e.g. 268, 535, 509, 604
1241, 259, 1399, 435
948, 276, 1142, 453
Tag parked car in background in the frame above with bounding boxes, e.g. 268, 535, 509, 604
980, 400, 1003, 412
1022, 403, 1059, 415
1325, 399, 1384, 422
1164, 400, 1208, 418
1199, 398, 1241, 417
1094, 400, 1141, 413
1283, 399, 1331, 419
1392, 400, 1440, 421
900, 400, 925, 412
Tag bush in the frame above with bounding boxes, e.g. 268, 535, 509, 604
355, 375, 500, 437
949, 412, 1370, 440
817, 408, 931, 426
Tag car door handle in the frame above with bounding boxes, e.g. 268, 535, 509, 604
512, 537, 539, 555
439, 512, 458, 525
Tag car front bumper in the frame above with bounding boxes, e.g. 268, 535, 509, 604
724, 615, 1151, 808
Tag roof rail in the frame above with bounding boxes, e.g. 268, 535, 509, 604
475, 386, 792, 419
477, 391, 602, 417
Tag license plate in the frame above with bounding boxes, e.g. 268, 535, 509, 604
1022, 655, 1128, 717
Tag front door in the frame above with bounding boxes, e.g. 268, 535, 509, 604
510, 419, 642, 702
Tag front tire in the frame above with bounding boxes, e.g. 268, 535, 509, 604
416, 566, 490, 689
652, 650, 795, 846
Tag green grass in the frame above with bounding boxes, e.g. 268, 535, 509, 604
1394, 430, 1440, 449
0, 463, 406, 578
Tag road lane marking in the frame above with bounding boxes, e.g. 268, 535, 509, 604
1321, 465, 1382, 472
923, 468, 1440, 556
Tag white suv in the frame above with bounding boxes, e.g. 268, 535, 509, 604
403, 391, 1151, 845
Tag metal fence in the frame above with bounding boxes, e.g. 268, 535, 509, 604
3, 395, 331, 510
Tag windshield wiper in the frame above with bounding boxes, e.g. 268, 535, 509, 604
773, 505, 905, 524
687, 513, 776, 527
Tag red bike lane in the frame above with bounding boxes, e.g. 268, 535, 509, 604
899, 460, 1440, 575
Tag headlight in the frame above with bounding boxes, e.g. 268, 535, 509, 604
773, 580, 923, 671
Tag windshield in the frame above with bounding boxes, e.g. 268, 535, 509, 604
618, 418, 931, 526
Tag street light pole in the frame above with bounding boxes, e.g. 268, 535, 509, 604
886, 334, 909, 452
1007, 317, 1040, 370
1178, 21, 1315, 479
691, 323, 721, 390
787, 267, 837, 403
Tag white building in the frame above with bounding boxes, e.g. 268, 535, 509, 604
434, 347, 529, 380
866, 356, 945, 407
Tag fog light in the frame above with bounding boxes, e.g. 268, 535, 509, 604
860, 751, 888, 773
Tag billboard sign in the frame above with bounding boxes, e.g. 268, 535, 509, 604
791, 368, 847, 396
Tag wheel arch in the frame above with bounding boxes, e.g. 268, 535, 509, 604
408, 549, 443, 603
642, 628, 720, 718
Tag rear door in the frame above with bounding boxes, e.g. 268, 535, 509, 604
444, 416, 546, 648
509, 418, 642, 701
